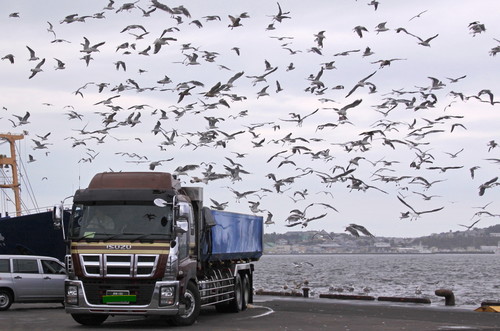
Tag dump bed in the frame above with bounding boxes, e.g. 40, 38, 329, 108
201, 209, 263, 262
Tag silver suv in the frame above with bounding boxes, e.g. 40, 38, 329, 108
0, 255, 66, 310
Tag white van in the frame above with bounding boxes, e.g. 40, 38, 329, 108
0, 255, 66, 310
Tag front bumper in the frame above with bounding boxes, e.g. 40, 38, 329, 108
64, 279, 184, 316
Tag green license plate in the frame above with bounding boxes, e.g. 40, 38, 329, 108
103, 291, 136, 304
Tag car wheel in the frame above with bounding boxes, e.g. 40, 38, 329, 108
171, 282, 200, 326
0, 289, 13, 311
71, 313, 108, 326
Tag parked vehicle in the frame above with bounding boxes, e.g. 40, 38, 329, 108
0, 255, 66, 310
54, 172, 263, 326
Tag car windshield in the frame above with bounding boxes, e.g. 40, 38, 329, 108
69, 203, 173, 241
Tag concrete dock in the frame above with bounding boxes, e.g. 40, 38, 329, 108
3, 296, 500, 330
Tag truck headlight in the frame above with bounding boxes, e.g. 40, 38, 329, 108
159, 286, 175, 306
66, 285, 78, 305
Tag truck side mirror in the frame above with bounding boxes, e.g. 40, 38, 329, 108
174, 219, 188, 235
52, 204, 63, 230
154, 198, 168, 207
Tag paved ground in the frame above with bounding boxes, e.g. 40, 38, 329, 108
2, 296, 500, 330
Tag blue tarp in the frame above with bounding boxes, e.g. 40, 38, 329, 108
202, 210, 263, 262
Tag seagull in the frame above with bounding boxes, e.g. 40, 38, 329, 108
374, 22, 389, 33
1, 54, 14, 64
348, 223, 375, 237
426, 165, 463, 173
345, 225, 365, 237
313, 30, 326, 48
371, 58, 406, 69
412, 191, 441, 200
478, 177, 498, 196
26, 46, 39, 61
54, 58, 65, 70
478, 89, 496, 105
228, 15, 243, 29
353, 25, 368, 38
345, 71, 376, 98
415, 33, 439, 47
409, 10, 428, 21
210, 198, 228, 211
80, 37, 105, 53
29, 58, 45, 79
270, 2, 291, 23
279, 108, 319, 127
458, 219, 481, 230
446, 75, 467, 83
397, 196, 444, 220
469, 166, 480, 179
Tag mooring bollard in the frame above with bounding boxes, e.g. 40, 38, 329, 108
435, 289, 455, 306
303, 287, 310, 298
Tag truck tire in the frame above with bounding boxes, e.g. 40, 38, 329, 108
241, 273, 250, 311
227, 273, 243, 312
171, 281, 200, 326
71, 313, 109, 326
0, 289, 13, 311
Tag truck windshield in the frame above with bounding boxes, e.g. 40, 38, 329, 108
69, 204, 173, 240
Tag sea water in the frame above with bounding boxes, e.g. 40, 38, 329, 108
253, 254, 500, 307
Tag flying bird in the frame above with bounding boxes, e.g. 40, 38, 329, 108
478, 177, 498, 196
398, 196, 444, 220
26, 46, 39, 61
345, 71, 376, 98
29, 58, 45, 79
1, 54, 14, 64
345, 224, 374, 237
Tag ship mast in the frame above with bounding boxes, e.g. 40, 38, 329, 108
0, 133, 24, 216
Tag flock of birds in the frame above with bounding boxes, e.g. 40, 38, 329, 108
0, 0, 499, 238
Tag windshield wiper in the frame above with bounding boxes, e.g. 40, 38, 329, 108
102, 232, 141, 242
129, 233, 169, 242
75, 232, 112, 242
99, 232, 169, 242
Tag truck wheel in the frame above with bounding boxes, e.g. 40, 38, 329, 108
241, 274, 250, 311
227, 273, 243, 312
171, 282, 200, 326
0, 289, 13, 311
71, 313, 108, 326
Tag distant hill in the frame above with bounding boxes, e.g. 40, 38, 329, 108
264, 224, 500, 252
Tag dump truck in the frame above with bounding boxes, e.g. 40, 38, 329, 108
54, 172, 263, 326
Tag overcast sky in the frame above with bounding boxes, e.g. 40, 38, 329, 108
0, 0, 499, 238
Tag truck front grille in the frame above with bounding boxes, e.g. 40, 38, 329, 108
80, 254, 158, 278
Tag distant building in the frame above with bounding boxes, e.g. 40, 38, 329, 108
480, 245, 497, 252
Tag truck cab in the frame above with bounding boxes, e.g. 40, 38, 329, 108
57, 172, 262, 326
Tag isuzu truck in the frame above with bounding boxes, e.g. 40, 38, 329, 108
55, 172, 263, 326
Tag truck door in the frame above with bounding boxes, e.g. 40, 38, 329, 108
12, 258, 44, 300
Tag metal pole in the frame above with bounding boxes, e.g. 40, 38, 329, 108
0, 133, 24, 216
